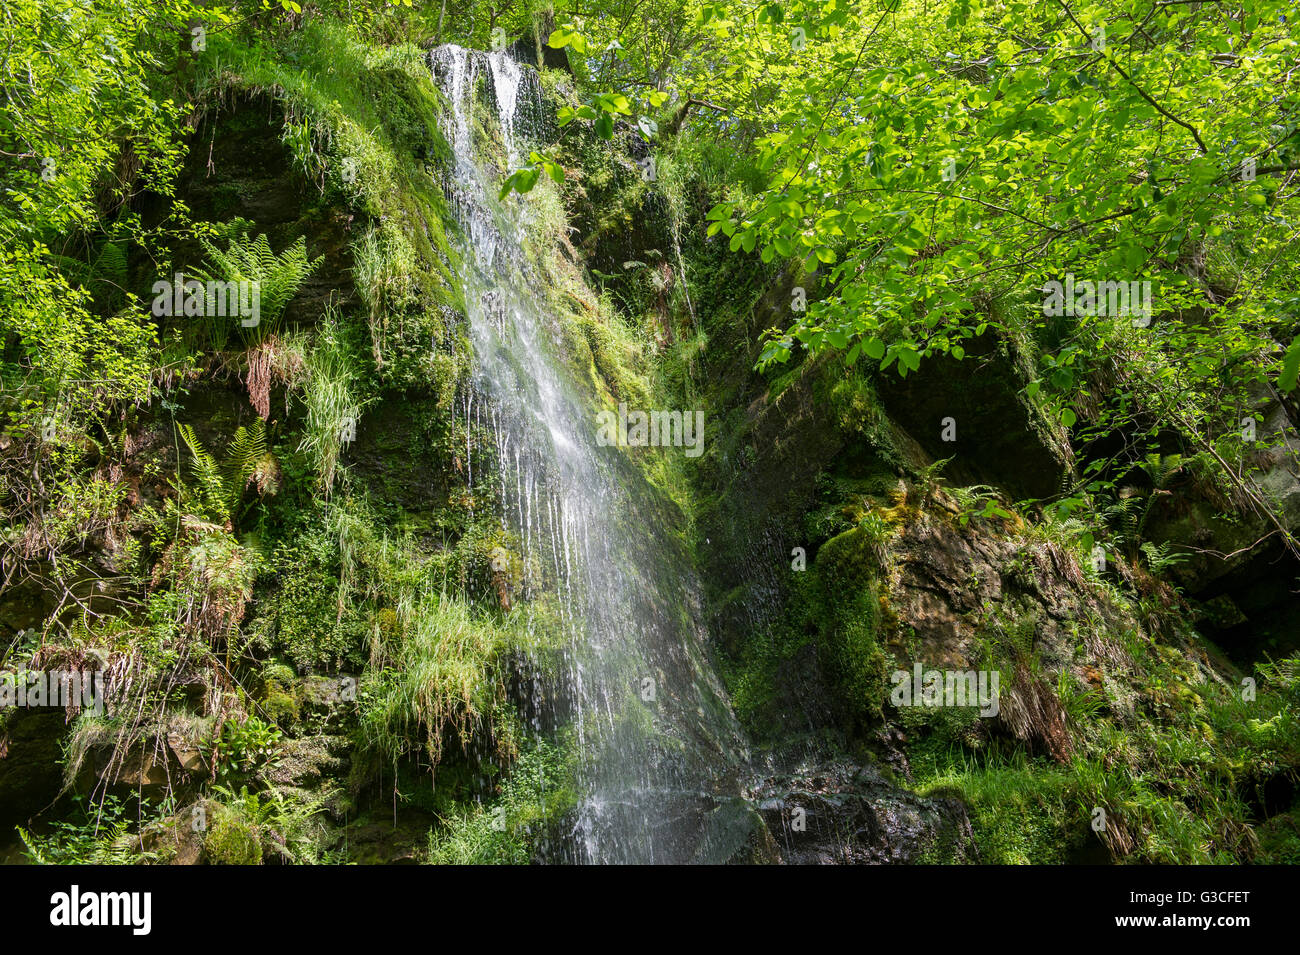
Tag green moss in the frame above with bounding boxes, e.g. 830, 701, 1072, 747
204, 809, 263, 865
900, 641, 1300, 864
259, 663, 302, 726
1257, 805, 1300, 863
251, 524, 369, 673
813, 526, 888, 733
425, 738, 579, 865
197, 22, 466, 390
920, 755, 1078, 864
719, 525, 892, 745
722, 581, 817, 740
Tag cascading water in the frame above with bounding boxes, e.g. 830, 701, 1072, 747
428, 46, 760, 863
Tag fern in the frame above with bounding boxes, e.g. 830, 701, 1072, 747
50, 239, 129, 312
16, 827, 53, 864
921, 455, 955, 486
179, 419, 278, 525
1101, 493, 1143, 555
90, 240, 128, 312
1101, 454, 1186, 558
1136, 452, 1183, 541
226, 420, 268, 498
179, 422, 229, 521
18, 795, 158, 864
1057, 670, 1108, 725
1140, 541, 1189, 575
192, 228, 322, 346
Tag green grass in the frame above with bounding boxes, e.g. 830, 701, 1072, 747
359, 590, 512, 767
298, 308, 364, 496
425, 738, 578, 865
908, 653, 1300, 864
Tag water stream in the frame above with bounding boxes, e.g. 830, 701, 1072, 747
428, 46, 757, 864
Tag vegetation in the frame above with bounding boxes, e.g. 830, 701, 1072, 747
1, 0, 1297, 870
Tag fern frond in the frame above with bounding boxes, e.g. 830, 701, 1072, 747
179, 420, 278, 525
224, 419, 272, 514
226, 420, 267, 487
90, 241, 128, 311
191, 231, 323, 347
50, 254, 94, 287
179, 423, 229, 521
16, 827, 52, 865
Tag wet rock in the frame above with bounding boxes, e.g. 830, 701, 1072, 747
0, 710, 67, 829
169, 93, 358, 324
346, 814, 434, 864
1142, 392, 1300, 661
751, 759, 973, 864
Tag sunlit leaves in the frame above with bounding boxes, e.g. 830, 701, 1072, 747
499, 151, 564, 200
1281, 337, 1300, 393
690, 0, 1299, 392
547, 24, 587, 54
499, 166, 541, 200
552, 86, 631, 141
1, 0, 208, 242
537, 0, 1297, 435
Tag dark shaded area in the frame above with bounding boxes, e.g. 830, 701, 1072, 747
871, 333, 1068, 502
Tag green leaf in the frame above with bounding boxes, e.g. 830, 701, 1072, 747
499, 167, 540, 200
547, 27, 587, 54
1280, 336, 1300, 392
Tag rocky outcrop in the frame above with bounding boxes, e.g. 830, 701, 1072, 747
751, 758, 973, 864
1143, 391, 1300, 662
872, 333, 1072, 501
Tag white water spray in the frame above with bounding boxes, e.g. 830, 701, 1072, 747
428, 45, 756, 863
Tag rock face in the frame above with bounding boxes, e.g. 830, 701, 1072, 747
7, 30, 1296, 866
1142, 393, 1300, 662
0, 710, 66, 831
751, 759, 973, 864
1256, 398, 1300, 528
871, 334, 1072, 501
681, 231, 1273, 862
885, 500, 1132, 669
169, 92, 360, 325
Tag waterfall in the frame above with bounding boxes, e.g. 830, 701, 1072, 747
427, 45, 758, 864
